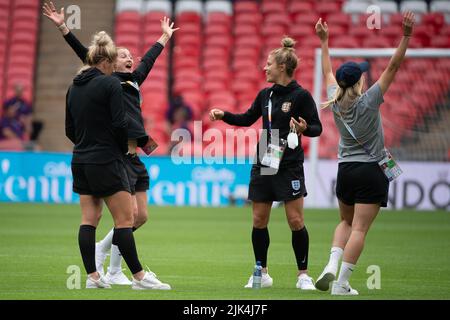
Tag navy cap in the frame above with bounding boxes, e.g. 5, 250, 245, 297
335, 61, 369, 88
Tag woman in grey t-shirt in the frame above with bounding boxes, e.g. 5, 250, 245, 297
313, 12, 415, 295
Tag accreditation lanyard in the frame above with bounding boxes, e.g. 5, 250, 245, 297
332, 103, 376, 158
122, 80, 143, 106
267, 91, 274, 139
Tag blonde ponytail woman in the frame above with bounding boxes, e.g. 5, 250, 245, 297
66, 31, 170, 290
210, 37, 322, 290
314, 12, 415, 295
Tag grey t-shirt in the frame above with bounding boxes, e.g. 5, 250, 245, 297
327, 83, 385, 163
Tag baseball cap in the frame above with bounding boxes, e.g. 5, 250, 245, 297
335, 61, 369, 89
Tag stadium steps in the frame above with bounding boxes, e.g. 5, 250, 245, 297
392, 93, 450, 161
34, 0, 115, 151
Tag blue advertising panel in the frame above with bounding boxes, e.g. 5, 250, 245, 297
0, 152, 252, 206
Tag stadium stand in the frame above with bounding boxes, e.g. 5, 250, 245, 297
1, 0, 446, 159
0, 0, 39, 111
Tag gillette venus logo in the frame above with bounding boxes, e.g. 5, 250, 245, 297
0, 159, 74, 203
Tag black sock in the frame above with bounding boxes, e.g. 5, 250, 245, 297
252, 227, 270, 268
113, 228, 142, 275
78, 225, 97, 274
132, 227, 137, 232
292, 227, 309, 271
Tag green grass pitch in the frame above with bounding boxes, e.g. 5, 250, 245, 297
0, 204, 449, 300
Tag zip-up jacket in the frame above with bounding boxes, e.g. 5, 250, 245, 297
222, 80, 322, 168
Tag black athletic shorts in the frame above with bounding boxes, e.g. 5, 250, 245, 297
72, 160, 131, 198
124, 154, 149, 194
336, 162, 390, 207
248, 165, 307, 202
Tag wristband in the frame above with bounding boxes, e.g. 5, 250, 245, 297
58, 23, 67, 31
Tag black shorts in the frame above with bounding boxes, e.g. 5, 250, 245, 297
72, 160, 131, 198
248, 165, 307, 202
336, 162, 390, 207
124, 154, 149, 194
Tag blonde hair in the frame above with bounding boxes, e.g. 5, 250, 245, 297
322, 77, 364, 110
269, 37, 299, 77
86, 31, 117, 66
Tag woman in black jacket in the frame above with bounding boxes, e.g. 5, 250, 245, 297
210, 37, 322, 290
44, 1, 177, 286
66, 31, 170, 290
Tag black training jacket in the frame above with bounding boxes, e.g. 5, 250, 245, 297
64, 31, 164, 147
222, 80, 322, 168
66, 67, 128, 164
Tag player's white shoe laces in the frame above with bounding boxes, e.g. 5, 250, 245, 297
244, 272, 273, 288
296, 274, 316, 290
132, 266, 171, 290
105, 268, 132, 285
331, 281, 359, 295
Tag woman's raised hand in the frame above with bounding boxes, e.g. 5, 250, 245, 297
42, 1, 65, 27
161, 16, 180, 38
315, 18, 329, 42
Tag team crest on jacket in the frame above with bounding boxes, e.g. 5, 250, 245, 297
281, 102, 291, 113
291, 180, 300, 191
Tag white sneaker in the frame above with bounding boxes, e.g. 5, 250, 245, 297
315, 266, 336, 291
244, 272, 273, 288
104, 268, 132, 285
95, 242, 108, 277
132, 270, 171, 290
86, 275, 111, 289
331, 281, 359, 295
296, 274, 316, 290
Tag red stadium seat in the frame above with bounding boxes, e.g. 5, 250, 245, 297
115, 22, 140, 35
12, 8, 38, 21
288, 1, 313, 17
203, 81, 228, 95
11, 20, 38, 33
144, 12, 166, 23
14, 0, 39, 9
205, 24, 229, 37
289, 24, 314, 39
206, 12, 232, 28
176, 12, 202, 24
264, 13, 292, 27
315, 1, 341, 16
261, 24, 286, 38
422, 12, 445, 30
235, 36, 262, 49
10, 31, 37, 44
235, 12, 262, 26
177, 34, 202, 47
205, 35, 232, 49
234, 1, 259, 14
204, 46, 228, 60
234, 24, 259, 37
177, 23, 202, 36
430, 36, 450, 48
331, 36, 360, 48
362, 36, 391, 48
296, 12, 321, 26
233, 47, 259, 60
207, 92, 236, 109
261, 1, 285, 15
326, 13, 351, 29
117, 11, 141, 23
441, 25, 450, 36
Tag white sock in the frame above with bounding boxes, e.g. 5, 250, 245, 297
98, 229, 114, 254
328, 247, 343, 274
109, 244, 122, 274
337, 261, 356, 284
